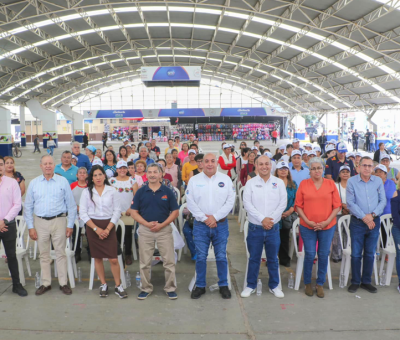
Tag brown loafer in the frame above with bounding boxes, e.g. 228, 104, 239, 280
305, 284, 314, 297
60, 285, 72, 295
316, 284, 324, 298
35, 285, 51, 296
125, 255, 133, 266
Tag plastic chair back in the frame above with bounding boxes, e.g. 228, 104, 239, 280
380, 214, 394, 249
291, 218, 301, 256
337, 215, 351, 251
238, 186, 245, 210
173, 187, 180, 204
67, 220, 80, 252
116, 219, 126, 249
178, 203, 187, 234
15, 216, 27, 250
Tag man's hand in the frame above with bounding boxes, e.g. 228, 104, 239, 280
362, 214, 373, 224
145, 221, 157, 229
66, 228, 73, 238
125, 209, 131, 217
0, 220, 8, 233
150, 223, 164, 233
29, 228, 38, 241
205, 215, 217, 228
261, 217, 274, 230
367, 220, 376, 230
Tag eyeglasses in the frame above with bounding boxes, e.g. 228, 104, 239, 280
310, 167, 323, 171
196, 160, 203, 163
361, 164, 373, 168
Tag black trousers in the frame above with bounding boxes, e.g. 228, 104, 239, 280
72, 226, 82, 257
33, 145, 41, 153
278, 228, 291, 266
102, 140, 108, 151
116, 224, 133, 256
272, 137, 277, 144
1, 222, 20, 285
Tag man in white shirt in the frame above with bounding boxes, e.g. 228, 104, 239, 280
242, 156, 287, 298
186, 153, 235, 300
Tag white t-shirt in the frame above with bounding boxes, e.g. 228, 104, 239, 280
109, 177, 136, 212
335, 182, 347, 214
128, 153, 139, 162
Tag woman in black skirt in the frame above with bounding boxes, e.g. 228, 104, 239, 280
79, 165, 127, 298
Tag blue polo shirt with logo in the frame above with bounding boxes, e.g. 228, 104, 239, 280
131, 184, 179, 223
325, 156, 355, 181
290, 166, 310, 185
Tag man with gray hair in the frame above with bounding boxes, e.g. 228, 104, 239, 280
145, 141, 158, 161
71, 142, 91, 172
24, 155, 77, 296
187, 153, 235, 300
131, 163, 179, 300
55, 150, 79, 185
133, 146, 155, 166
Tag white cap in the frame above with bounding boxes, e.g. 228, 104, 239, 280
339, 165, 351, 172
125, 144, 132, 148
105, 169, 114, 178
307, 150, 317, 156
313, 146, 321, 152
116, 160, 128, 169
223, 144, 232, 149
263, 151, 273, 158
279, 144, 286, 150
276, 161, 289, 169
347, 152, 355, 158
355, 152, 363, 157
124, 138, 129, 142
374, 164, 387, 173
72, 155, 78, 160
92, 159, 103, 167
281, 155, 290, 162
291, 150, 302, 157
380, 153, 390, 161
304, 143, 312, 148
329, 139, 337, 144
293, 138, 300, 143
326, 144, 335, 152
251, 146, 258, 151
188, 149, 197, 154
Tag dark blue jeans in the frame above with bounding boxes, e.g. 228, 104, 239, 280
193, 219, 229, 288
183, 221, 196, 259
246, 223, 280, 290
349, 216, 380, 285
300, 225, 336, 286
390, 226, 400, 284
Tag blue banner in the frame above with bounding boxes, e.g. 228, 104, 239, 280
220, 108, 267, 117
158, 108, 205, 117
66, 120, 72, 124
84, 119, 93, 123
85, 110, 143, 118
152, 67, 190, 81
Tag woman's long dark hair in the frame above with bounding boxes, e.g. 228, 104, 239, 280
119, 146, 128, 158
103, 150, 117, 165
87, 165, 110, 204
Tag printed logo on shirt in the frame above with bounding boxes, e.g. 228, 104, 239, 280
161, 195, 168, 201
272, 183, 278, 189
186, 190, 189, 195
218, 182, 225, 188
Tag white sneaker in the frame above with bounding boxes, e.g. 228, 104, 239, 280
269, 287, 284, 298
241, 287, 256, 298
397, 284, 400, 294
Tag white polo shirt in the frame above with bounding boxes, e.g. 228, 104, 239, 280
243, 174, 287, 225
186, 171, 235, 222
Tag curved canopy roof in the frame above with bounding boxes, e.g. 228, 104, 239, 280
1, 0, 400, 115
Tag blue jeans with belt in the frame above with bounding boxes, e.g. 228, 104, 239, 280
246, 222, 280, 290
300, 224, 336, 286
391, 226, 400, 284
193, 219, 229, 288
350, 216, 380, 285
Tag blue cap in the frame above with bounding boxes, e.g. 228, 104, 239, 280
86, 145, 96, 153
336, 142, 348, 153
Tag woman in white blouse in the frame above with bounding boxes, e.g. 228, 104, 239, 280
79, 165, 127, 298
332, 165, 351, 263
110, 160, 138, 265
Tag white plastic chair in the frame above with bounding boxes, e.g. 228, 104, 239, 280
173, 187, 180, 205
181, 195, 186, 204
15, 216, 32, 286
52, 220, 79, 288
178, 203, 188, 261
188, 245, 232, 292
131, 222, 138, 261
232, 180, 242, 216
379, 214, 396, 286
238, 186, 246, 233
338, 215, 351, 287
292, 218, 305, 290
89, 219, 127, 290
242, 220, 282, 291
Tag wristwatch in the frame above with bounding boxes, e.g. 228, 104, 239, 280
93, 227, 97, 232
3, 219, 9, 225
371, 213, 377, 218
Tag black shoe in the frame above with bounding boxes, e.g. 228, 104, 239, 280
219, 286, 231, 299
348, 283, 359, 293
75, 254, 81, 263
360, 283, 377, 293
12, 283, 28, 297
332, 258, 342, 263
279, 262, 291, 268
191, 287, 206, 299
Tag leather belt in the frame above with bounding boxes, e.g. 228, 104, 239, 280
217, 218, 227, 223
37, 213, 67, 221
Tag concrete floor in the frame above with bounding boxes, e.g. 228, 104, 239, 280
1, 139, 400, 340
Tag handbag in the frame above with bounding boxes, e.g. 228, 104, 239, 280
281, 211, 298, 230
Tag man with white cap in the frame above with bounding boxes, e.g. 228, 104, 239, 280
123, 138, 129, 147
187, 153, 235, 300
374, 164, 396, 216
304, 143, 312, 151
313, 145, 322, 157
289, 150, 310, 186
218, 144, 236, 179
321, 144, 336, 159
273, 144, 286, 161
292, 138, 304, 153
380, 154, 399, 182
325, 142, 355, 181
241, 156, 286, 298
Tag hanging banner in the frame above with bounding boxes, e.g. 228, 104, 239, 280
220, 108, 268, 116
84, 110, 143, 119
158, 108, 205, 117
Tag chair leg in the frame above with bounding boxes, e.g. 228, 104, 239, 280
295, 256, 304, 290
17, 256, 25, 286
118, 255, 127, 289
373, 256, 379, 285
379, 253, 385, 277
89, 258, 95, 290
67, 258, 75, 289
132, 239, 138, 261
72, 257, 78, 278
33, 241, 38, 260
344, 255, 351, 286
386, 254, 396, 286
327, 257, 333, 290
188, 271, 196, 292
24, 255, 32, 277
278, 262, 282, 291
227, 265, 232, 290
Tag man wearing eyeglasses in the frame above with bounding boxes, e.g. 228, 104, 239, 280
346, 156, 386, 294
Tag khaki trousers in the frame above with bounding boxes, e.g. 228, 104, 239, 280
34, 216, 68, 286
138, 224, 176, 293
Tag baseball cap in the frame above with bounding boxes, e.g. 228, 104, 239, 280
92, 159, 103, 167
292, 138, 300, 143
223, 144, 232, 149
86, 145, 96, 153
347, 152, 355, 158
188, 149, 197, 154
279, 144, 286, 150
325, 144, 335, 152
380, 154, 390, 161
329, 139, 337, 144
355, 152, 363, 157
339, 165, 351, 172
251, 146, 258, 151
374, 164, 387, 173
291, 150, 302, 157
116, 160, 128, 169
72, 155, 78, 160
307, 150, 317, 156
263, 151, 273, 158
304, 143, 312, 148
125, 144, 132, 148
277, 161, 289, 169
124, 138, 129, 142
313, 146, 321, 152
281, 155, 290, 162
336, 142, 348, 153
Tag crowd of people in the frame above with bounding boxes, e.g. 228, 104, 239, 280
1, 134, 400, 302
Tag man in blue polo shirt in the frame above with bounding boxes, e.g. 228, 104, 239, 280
131, 163, 179, 301
71, 142, 92, 172
133, 146, 155, 167
289, 150, 310, 185
55, 151, 79, 185
325, 142, 355, 181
